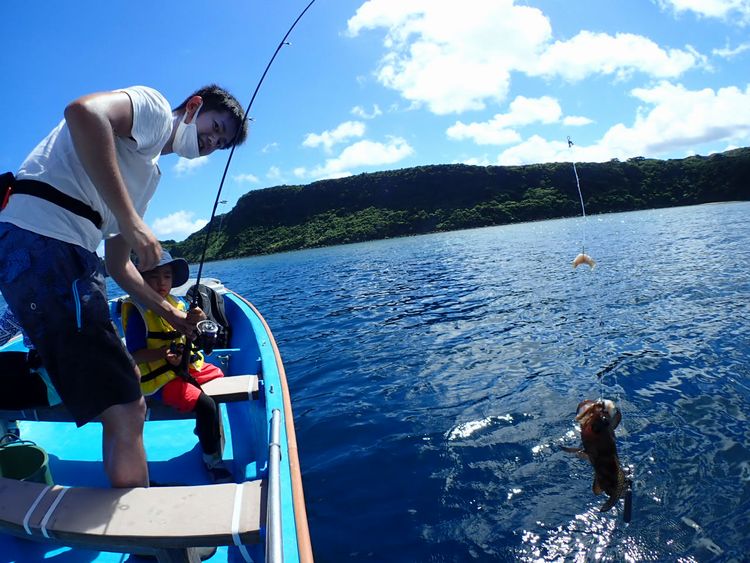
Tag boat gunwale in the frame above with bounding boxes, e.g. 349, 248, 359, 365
228, 289, 314, 563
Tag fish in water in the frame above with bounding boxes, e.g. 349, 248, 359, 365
562, 399, 627, 512
572, 253, 596, 269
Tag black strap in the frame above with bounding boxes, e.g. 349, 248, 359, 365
12, 179, 103, 229
147, 330, 182, 341
178, 341, 204, 391
140, 362, 173, 383
0, 172, 13, 189
141, 342, 203, 392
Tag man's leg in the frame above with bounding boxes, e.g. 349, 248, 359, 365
99, 395, 149, 488
0, 225, 147, 485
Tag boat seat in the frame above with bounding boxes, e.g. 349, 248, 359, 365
0, 374, 259, 423
0, 476, 265, 561
146, 374, 260, 421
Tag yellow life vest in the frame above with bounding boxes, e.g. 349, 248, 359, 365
121, 295, 204, 396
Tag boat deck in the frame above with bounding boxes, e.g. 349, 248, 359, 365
1, 409, 250, 561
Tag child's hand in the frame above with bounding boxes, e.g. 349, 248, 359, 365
186, 307, 207, 323
165, 343, 183, 366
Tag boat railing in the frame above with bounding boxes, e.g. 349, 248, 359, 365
266, 408, 283, 562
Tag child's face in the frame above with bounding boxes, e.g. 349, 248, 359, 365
143, 265, 173, 297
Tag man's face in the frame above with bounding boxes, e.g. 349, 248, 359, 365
143, 265, 173, 298
195, 110, 240, 156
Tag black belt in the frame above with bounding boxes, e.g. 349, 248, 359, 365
3, 175, 103, 229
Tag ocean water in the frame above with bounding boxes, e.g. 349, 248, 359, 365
2, 201, 749, 561
202, 201, 750, 562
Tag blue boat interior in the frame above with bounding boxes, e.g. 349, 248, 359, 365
0, 286, 296, 562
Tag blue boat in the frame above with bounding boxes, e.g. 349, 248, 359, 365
0, 279, 313, 562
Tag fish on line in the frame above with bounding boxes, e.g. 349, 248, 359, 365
561, 399, 630, 517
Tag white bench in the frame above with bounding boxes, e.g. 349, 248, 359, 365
0, 476, 265, 562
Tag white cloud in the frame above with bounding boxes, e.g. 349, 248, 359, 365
348, 0, 551, 114
351, 104, 383, 119
624, 82, 750, 153
302, 121, 366, 152
447, 125, 521, 146
563, 115, 594, 127
347, 0, 703, 114
233, 173, 259, 184
461, 155, 492, 166
304, 137, 414, 180
494, 82, 750, 164
267, 166, 283, 181
151, 210, 208, 241
446, 96, 561, 145
532, 31, 701, 81
497, 135, 573, 166
173, 156, 210, 175
262, 142, 279, 154
712, 41, 750, 58
657, 0, 750, 23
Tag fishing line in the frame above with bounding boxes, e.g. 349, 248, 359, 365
603, 365, 634, 523
191, 0, 317, 299
568, 136, 600, 391
568, 137, 633, 521
568, 136, 587, 255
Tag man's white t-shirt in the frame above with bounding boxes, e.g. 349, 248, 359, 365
2, 86, 173, 253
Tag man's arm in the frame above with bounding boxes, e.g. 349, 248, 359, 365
65, 91, 161, 271
105, 235, 198, 336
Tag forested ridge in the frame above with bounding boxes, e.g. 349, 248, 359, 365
166, 148, 750, 262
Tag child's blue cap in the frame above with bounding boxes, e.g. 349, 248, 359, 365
139, 250, 190, 288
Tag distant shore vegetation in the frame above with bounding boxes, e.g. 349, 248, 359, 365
165, 148, 750, 262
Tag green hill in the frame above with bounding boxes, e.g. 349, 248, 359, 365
165, 148, 750, 262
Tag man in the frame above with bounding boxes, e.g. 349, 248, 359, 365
0, 84, 247, 487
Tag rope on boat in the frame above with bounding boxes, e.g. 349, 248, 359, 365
40, 486, 69, 538
232, 482, 253, 562
23, 484, 52, 535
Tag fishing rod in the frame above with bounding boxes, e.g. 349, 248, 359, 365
191, 0, 317, 298
180, 0, 315, 365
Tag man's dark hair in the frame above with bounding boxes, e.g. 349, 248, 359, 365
174, 84, 248, 147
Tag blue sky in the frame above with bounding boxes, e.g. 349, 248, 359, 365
1, 0, 748, 241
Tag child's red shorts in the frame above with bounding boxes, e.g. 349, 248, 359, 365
160, 362, 224, 412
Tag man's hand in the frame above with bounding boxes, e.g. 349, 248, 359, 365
122, 216, 162, 273
169, 307, 204, 339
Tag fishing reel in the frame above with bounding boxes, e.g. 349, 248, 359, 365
196, 319, 220, 355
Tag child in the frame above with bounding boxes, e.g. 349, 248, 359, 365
121, 251, 232, 483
